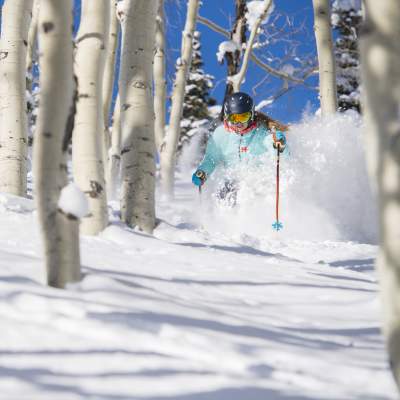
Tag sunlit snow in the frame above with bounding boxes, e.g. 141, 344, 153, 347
0, 114, 397, 399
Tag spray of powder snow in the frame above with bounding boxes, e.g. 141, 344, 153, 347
178, 112, 378, 244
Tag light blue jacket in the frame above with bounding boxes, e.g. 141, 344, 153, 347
197, 122, 286, 178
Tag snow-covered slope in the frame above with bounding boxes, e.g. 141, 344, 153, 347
0, 113, 397, 399
0, 190, 396, 399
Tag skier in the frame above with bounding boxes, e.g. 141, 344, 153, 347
192, 92, 288, 204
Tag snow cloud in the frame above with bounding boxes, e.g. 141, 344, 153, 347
192, 112, 377, 243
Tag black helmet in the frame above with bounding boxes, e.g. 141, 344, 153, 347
223, 92, 254, 116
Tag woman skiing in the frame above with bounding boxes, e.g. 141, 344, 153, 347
192, 92, 288, 204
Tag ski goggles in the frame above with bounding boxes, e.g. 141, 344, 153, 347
226, 111, 252, 124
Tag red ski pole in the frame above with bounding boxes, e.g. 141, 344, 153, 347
272, 144, 283, 231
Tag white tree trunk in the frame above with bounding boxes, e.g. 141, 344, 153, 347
153, 0, 167, 152
312, 0, 338, 116
160, 0, 200, 197
106, 94, 121, 200
34, 0, 80, 288
0, 0, 32, 196
72, 0, 109, 235
232, 0, 272, 92
119, 0, 158, 233
26, 0, 40, 77
102, 0, 119, 177
360, 0, 400, 390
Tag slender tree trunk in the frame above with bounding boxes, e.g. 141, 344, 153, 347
26, 0, 39, 80
360, 0, 400, 390
233, 0, 272, 92
0, 0, 33, 196
34, 0, 80, 288
102, 0, 119, 177
72, 0, 109, 235
160, 0, 200, 198
153, 0, 167, 152
106, 93, 121, 200
224, 0, 247, 97
312, 0, 338, 116
119, 0, 158, 233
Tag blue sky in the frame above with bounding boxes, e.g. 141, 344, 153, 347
0, 0, 320, 123
164, 0, 319, 123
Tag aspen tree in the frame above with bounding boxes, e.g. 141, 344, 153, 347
102, 0, 119, 177
232, 0, 273, 92
106, 94, 121, 200
154, 0, 167, 152
160, 0, 200, 198
26, 0, 40, 81
72, 0, 109, 235
224, 0, 247, 97
312, 0, 338, 115
119, 0, 158, 233
0, 0, 33, 196
34, 0, 80, 288
360, 0, 400, 390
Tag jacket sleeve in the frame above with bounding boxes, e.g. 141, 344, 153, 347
197, 134, 222, 177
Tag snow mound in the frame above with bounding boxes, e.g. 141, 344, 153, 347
0, 193, 35, 213
58, 183, 89, 218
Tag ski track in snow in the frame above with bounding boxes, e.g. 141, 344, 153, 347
0, 179, 397, 400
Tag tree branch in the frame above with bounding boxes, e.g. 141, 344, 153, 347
233, 0, 273, 91
197, 14, 311, 85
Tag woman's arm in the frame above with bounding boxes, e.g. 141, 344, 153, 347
196, 134, 222, 177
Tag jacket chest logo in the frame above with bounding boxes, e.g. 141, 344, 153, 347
240, 146, 249, 153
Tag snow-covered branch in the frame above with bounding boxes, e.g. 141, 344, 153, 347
233, 0, 274, 92
197, 14, 312, 85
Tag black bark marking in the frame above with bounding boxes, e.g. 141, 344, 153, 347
122, 103, 131, 111
78, 93, 90, 99
58, 208, 78, 221
0, 51, 8, 60
63, 75, 78, 152
23, 40, 27, 47
42, 22, 55, 33
86, 181, 103, 198
120, 147, 131, 155
43, 132, 52, 138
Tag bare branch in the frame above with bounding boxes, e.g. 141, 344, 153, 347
197, 14, 310, 84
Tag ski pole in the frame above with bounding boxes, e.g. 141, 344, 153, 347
195, 170, 205, 204
272, 144, 283, 231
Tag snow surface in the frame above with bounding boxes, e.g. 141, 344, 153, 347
0, 114, 398, 399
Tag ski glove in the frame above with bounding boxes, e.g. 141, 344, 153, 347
192, 170, 207, 186
273, 131, 286, 152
